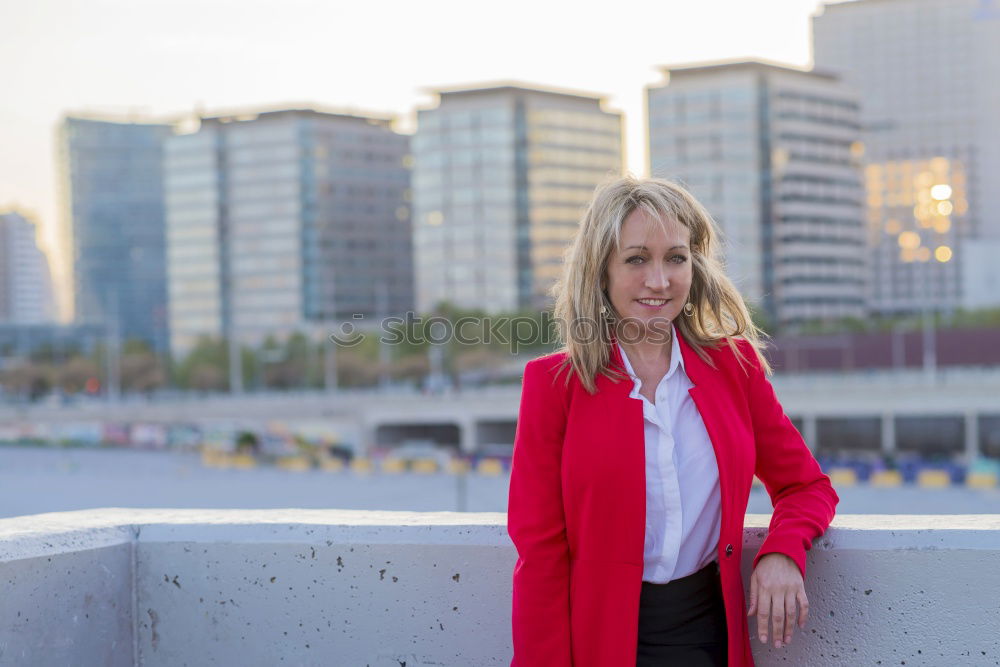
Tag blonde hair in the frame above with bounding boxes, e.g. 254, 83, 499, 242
551, 175, 772, 393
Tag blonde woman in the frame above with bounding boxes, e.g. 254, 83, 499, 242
507, 176, 838, 666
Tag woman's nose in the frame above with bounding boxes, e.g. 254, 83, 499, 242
645, 265, 669, 290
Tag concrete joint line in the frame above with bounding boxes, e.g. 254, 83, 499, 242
130, 523, 140, 667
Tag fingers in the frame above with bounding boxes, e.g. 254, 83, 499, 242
755, 588, 806, 648
750, 554, 810, 649
783, 591, 796, 644
747, 571, 758, 617
770, 597, 785, 649
756, 592, 771, 645
797, 589, 810, 628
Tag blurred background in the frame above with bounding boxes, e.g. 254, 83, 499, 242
2, 0, 999, 518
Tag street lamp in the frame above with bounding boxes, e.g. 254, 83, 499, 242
897, 181, 954, 381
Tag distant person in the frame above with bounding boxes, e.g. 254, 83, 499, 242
507, 176, 838, 666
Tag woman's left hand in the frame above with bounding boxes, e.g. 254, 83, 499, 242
747, 552, 808, 649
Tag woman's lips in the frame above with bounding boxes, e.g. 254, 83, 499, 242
635, 298, 671, 309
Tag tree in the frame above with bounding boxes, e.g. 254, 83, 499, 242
189, 364, 226, 391
121, 347, 165, 393
173, 336, 227, 391
0, 361, 52, 400
56, 357, 99, 394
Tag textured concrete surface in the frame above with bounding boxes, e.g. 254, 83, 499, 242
0, 538, 133, 666
742, 515, 1000, 665
133, 510, 511, 667
2, 511, 1000, 666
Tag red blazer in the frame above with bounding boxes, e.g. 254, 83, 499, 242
507, 332, 839, 666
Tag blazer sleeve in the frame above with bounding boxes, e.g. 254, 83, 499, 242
740, 340, 840, 578
507, 358, 572, 667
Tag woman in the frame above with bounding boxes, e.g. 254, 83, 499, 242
507, 177, 838, 666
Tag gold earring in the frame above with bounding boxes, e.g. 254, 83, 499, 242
684, 302, 694, 316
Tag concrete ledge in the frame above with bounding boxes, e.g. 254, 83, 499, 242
2, 510, 1000, 666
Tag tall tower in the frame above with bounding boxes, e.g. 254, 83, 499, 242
413, 84, 623, 313
163, 108, 413, 357
0, 211, 56, 324
814, 0, 1000, 313
58, 116, 173, 350
648, 61, 867, 327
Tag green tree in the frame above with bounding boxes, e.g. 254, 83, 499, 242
174, 336, 228, 391
56, 356, 99, 394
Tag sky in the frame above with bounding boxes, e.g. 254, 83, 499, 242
1, 0, 830, 311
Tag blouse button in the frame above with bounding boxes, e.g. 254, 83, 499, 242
725, 544, 734, 557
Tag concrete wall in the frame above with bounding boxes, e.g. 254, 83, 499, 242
2, 510, 1000, 666
0, 513, 136, 666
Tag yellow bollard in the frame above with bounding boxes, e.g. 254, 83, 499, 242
411, 459, 438, 474
476, 458, 504, 476
916, 470, 950, 488
230, 453, 257, 469
870, 470, 903, 487
448, 459, 471, 475
276, 456, 310, 472
966, 472, 998, 489
828, 468, 858, 487
381, 458, 406, 474
201, 449, 229, 467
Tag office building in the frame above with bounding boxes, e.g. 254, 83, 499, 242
58, 117, 173, 350
813, 0, 1000, 312
413, 84, 623, 313
648, 61, 867, 326
164, 108, 412, 356
0, 211, 55, 324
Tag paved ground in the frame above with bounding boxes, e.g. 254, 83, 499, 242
3, 445, 1000, 519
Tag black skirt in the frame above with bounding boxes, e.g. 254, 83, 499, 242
636, 562, 728, 666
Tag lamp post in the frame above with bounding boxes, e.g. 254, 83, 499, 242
897, 181, 954, 382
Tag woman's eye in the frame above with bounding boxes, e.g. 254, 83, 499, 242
671, 255, 688, 263
626, 256, 644, 264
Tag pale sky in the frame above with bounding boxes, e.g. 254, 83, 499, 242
1, 0, 828, 306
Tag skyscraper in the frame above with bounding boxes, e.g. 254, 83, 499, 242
647, 61, 867, 327
163, 108, 412, 357
413, 84, 623, 313
58, 116, 173, 350
813, 0, 1000, 313
0, 211, 55, 324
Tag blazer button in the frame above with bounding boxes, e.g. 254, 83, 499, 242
725, 544, 734, 557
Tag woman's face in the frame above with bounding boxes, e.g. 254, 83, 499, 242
605, 208, 693, 338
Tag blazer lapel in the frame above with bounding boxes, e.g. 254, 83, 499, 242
677, 332, 744, 521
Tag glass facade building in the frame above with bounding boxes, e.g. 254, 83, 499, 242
813, 0, 1000, 312
648, 61, 867, 326
413, 85, 622, 313
58, 117, 173, 350
164, 109, 412, 356
0, 211, 55, 324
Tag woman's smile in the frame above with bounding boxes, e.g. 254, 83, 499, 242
635, 298, 671, 309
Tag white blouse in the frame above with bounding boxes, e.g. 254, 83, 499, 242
617, 323, 722, 584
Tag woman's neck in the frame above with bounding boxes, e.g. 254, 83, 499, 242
618, 327, 673, 370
